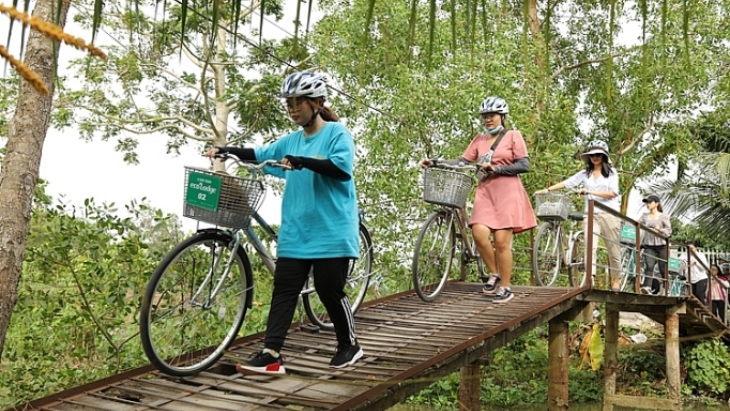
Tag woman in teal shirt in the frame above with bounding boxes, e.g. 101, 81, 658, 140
204, 71, 362, 374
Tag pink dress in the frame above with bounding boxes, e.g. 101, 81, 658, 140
462, 130, 537, 233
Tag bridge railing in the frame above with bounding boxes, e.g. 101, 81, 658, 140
584, 200, 728, 324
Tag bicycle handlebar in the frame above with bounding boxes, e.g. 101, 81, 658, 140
214, 153, 292, 170
427, 162, 478, 172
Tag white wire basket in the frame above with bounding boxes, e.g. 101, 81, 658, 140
422, 167, 473, 208
535, 192, 572, 221
182, 166, 266, 229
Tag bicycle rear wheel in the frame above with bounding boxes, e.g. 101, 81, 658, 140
302, 223, 374, 331
532, 222, 562, 286
139, 230, 253, 376
567, 231, 586, 287
620, 248, 637, 292
412, 210, 456, 301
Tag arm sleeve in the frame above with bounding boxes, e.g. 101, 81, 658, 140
495, 157, 529, 175
299, 157, 350, 181
218, 146, 256, 161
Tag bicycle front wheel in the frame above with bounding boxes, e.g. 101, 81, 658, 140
567, 231, 586, 287
412, 210, 456, 301
303, 223, 374, 331
139, 230, 253, 376
532, 222, 562, 286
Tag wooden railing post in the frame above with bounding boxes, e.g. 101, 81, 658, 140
548, 317, 569, 411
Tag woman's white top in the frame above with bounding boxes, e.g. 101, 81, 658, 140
563, 169, 620, 213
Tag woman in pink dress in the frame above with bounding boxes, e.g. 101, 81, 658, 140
422, 97, 537, 303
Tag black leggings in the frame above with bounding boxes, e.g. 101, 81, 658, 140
692, 279, 708, 306
713, 300, 726, 322
642, 246, 667, 293
263, 257, 357, 352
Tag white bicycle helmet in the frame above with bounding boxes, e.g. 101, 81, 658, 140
280, 71, 328, 99
580, 140, 610, 162
479, 97, 509, 114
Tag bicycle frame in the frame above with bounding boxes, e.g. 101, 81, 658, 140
442, 206, 481, 279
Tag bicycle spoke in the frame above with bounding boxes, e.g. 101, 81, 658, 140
413, 211, 455, 301
140, 231, 250, 376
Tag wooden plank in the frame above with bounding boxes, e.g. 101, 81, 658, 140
606, 394, 680, 410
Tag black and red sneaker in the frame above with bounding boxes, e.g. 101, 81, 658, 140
236, 349, 286, 375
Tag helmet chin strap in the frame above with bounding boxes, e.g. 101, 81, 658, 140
303, 100, 321, 128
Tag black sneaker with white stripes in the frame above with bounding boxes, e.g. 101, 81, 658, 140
493, 287, 514, 303
482, 274, 501, 295
329, 343, 363, 369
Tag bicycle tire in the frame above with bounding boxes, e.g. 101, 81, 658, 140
620, 248, 637, 292
412, 210, 456, 301
140, 230, 253, 376
567, 231, 586, 287
532, 222, 562, 286
302, 223, 373, 331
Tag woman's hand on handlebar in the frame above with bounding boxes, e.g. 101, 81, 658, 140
480, 162, 495, 174
203, 147, 221, 158
420, 158, 434, 169
535, 188, 549, 195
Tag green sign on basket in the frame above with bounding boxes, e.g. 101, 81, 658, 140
668, 258, 682, 272
621, 224, 636, 241
186, 171, 222, 211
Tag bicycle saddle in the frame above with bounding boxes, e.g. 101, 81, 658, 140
568, 212, 585, 221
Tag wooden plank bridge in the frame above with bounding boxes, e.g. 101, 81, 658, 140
7, 282, 729, 411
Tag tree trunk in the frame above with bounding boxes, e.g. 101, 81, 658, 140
0, 0, 69, 359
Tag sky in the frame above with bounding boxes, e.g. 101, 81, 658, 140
0, 2, 651, 234
0, 3, 318, 231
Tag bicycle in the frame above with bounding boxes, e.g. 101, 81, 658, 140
618, 247, 646, 292
532, 192, 586, 287
139, 157, 374, 376
412, 163, 485, 302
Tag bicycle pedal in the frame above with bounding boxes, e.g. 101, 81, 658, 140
300, 324, 320, 333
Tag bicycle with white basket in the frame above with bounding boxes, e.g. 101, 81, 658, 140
139, 157, 374, 376
411, 163, 485, 301
532, 191, 587, 287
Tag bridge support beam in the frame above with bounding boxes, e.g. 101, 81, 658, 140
548, 317, 569, 411
459, 362, 481, 411
666, 305, 681, 407
602, 303, 683, 411
602, 305, 619, 411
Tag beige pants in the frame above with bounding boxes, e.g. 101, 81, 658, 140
586, 213, 622, 280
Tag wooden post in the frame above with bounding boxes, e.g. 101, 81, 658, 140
548, 317, 569, 411
666, 305, 682, 409
459, 363, 481, 411
602, 304, 619, 411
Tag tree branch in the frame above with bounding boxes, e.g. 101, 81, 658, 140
78, 104, 213, 137
138, 63, 207, 96
620, 113, 655, 156
551, 49, 633, 81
